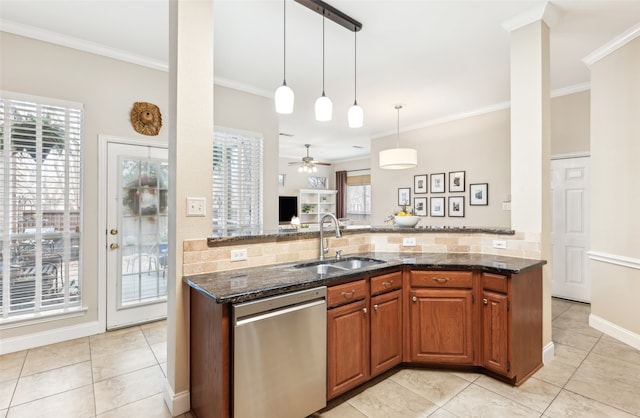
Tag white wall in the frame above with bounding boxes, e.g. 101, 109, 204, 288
589, 36, 640, 340
370, 109, 511, 228
0, 32, 169, 341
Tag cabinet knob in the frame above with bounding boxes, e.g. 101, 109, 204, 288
341, 290, 356, 299
373, 304, 379, 311
109, 243, 119, 250
362, 307, 367, 314
109, 228, 118, 235
483, 298, 488, 305
412, 296, 417, 302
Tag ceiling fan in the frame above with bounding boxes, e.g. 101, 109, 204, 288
288, 144, 331, 173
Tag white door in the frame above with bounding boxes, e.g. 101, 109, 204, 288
551, 157, 590, 302
106, 142, 168, 329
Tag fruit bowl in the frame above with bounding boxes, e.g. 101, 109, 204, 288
394, 215, 420, 228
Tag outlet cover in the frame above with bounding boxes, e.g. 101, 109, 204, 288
186, 197, 206, 217
231, 248, 248, 262
493, 239, 507, 249
402, 237, 417, 247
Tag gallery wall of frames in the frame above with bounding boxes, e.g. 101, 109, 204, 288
396, 171, 489, 218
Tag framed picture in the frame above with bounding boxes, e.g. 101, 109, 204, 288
308, 176, 327, 189
414, 197, 427, 216
449, 196, 465, 217
414, 174, 428, 194
449, 171, 465, 192
431, 173, 445, 193
278, 174, 286, 187
430, 197, 445, 217
470, 183, 488, 206
398, 188, 411, 206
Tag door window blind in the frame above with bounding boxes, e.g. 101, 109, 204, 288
0, 92, 83, 320
212, 130, 263, 236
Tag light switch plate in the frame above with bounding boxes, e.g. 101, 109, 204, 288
493, 239, 507, 249
231, 248, 248, 262
186, 197, 206, 217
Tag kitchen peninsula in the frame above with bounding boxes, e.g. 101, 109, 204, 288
184, 228, 545, 418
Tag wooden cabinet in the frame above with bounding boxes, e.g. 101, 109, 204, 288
480, 270, 542, 386
326, 271, 403, 399
299, 189, 337, 225
408, 270, 474, 364
326, 280, 369, 399
370, 271, 403, 376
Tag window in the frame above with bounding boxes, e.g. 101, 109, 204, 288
212, 129, 263, 236
0, 92, 83, 320
346, 174, 371, 223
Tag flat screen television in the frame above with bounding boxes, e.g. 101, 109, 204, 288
278, 196, 298, 223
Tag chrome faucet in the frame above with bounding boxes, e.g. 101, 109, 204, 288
319, 213, 342, 261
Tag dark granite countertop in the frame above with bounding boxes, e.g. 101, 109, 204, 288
207, 226, 515, 246
183, 252, 546, 304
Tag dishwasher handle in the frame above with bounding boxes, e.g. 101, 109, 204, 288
235, 298, 326, 327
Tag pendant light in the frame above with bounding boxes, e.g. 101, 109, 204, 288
379, 105, 417, 169
348, 31, 363, 128
275, 0, 294, 114
315, 15, 332, 121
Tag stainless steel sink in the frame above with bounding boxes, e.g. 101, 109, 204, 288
294, 257, 386, 275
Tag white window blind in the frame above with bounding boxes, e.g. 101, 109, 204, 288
212, 130, 263, 236
0, 92, 83, 320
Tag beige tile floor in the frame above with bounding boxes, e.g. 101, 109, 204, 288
316, 298, 640, 418
1, 298, 639, 417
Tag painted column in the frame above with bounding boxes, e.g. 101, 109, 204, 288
167, 0, 214, 414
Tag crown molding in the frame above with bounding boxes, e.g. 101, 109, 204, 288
551, 82, 590, 98
502, 2, 560, 32
213, 77, 273, 99
1, 19, 168, 71
583, 22, 640, 67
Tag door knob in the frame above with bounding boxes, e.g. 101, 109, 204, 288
110, 243, 119, 250
110, 229, 118, 235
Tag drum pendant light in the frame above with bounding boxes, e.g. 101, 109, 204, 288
379, 105, 417, 169
275, 0, 294, 114
348, 31, 363, 128
315, 15, 332, 121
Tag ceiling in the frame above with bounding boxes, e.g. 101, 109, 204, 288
2, 1, 640, 163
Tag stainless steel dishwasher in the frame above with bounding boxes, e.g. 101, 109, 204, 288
233, 286, 327, 418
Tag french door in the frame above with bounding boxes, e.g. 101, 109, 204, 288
106, 142, 168, 329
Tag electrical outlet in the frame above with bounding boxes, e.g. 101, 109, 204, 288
186, 197, 206, 217
230, 248, 248, 262
402, 237, 417, 247
493, 240, 507, 249
502, 202, 511, 211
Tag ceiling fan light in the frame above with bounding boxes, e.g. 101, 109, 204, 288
348, 102, 363, 128
312, 166, 318, 172
315, 94, 332, 121
275, 82, 294, 114
379, 148, 418, 170
298, 166, 303, 173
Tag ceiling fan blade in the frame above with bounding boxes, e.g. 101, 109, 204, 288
288, 161, 303, 166
313, 162, 331, 166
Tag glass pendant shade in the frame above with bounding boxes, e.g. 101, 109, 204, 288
315, 94, 332, 121
348, 102, 363, 128
275, 82, 294, 114
379, 148, 418, 169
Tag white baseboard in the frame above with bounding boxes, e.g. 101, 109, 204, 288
0, 320, 102, 355
542, 341, 555, 364
590, 313, 640, 351
164, 379, 190, 417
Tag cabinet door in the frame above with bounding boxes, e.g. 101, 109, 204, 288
370, 289, 402, 377
482, 290, 509, 375
327, 298, 370, 399
409, 288, 473, 364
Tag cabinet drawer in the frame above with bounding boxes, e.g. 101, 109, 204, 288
370, 271, 402, 296
410, 270, 472, 288
483, 273, 508, 293
328, 280, 368, 308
